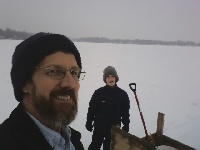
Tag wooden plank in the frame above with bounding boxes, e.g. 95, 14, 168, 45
162, 135, 196, 150
111, 126, 156, 150
155, 112, 165, 145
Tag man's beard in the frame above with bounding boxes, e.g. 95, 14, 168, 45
31, 85, 78, 128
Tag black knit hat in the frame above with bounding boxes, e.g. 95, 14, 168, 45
11, 32, 82, 102
103, 66, 119, 83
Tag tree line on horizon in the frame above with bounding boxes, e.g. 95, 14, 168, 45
73, 37, 200, 47
0, 27, 199, 47
0, 28, 33, 40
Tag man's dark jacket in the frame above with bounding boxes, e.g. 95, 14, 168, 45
86, 85, 130, 132
0, 104, 84, 150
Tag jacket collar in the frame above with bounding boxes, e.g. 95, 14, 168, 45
9, 103, 53, 149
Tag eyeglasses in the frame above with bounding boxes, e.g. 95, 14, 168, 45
36, 65, 86, 81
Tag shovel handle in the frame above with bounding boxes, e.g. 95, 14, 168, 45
129, 83, 136, 92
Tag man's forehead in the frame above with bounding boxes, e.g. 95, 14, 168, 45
39, 52, 77, 67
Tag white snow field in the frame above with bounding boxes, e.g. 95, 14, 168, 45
0, 40, 199, 149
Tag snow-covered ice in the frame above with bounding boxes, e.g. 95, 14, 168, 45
0, 40, 199, 149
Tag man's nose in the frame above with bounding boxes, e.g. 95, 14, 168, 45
60, 71, 77, 88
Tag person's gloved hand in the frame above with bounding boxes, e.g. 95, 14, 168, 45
85, 122, 93, 132
122, 124, 129, 132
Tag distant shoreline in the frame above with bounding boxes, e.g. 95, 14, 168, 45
0, 28, 199, 47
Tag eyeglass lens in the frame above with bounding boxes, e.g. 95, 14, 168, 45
46, 65, 85, 80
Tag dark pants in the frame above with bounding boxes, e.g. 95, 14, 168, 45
88, 128, 111, 150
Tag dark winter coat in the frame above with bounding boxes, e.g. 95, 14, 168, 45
0, 104, 84, 150
86, 85, 130, 132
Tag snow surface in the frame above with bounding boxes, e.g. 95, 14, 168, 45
0, 40, 199, 149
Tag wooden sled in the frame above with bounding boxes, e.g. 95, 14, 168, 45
110, 112, 196, 150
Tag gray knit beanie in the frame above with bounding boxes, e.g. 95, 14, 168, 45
11, 32, 82, 102
103, 66, 119, 83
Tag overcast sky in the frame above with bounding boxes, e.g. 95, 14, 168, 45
0, 0, 200, 42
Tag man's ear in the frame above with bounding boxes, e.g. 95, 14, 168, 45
22, 81, 31, 93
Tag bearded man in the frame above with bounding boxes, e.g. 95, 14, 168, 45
0, 32, 85, 150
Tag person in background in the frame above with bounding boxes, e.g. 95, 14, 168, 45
86, 66, 130, 150
0, 32, 86, 150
